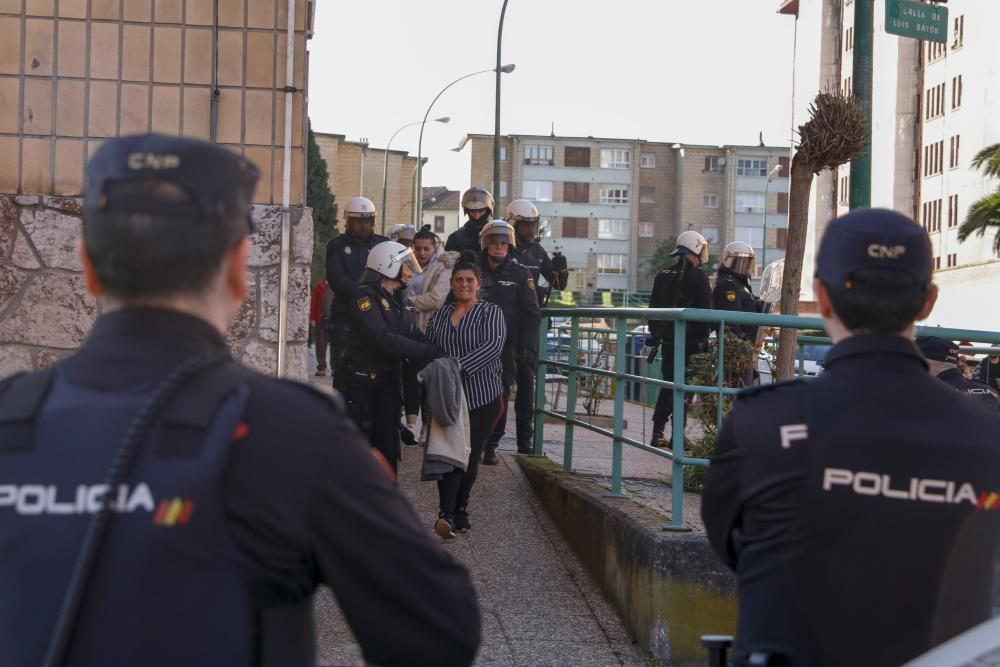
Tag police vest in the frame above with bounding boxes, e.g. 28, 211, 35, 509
0, 364, 315, 667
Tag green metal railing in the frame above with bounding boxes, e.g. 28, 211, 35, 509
532, 307, 1000, 532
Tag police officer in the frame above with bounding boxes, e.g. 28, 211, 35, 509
478, 220, 541, 460
916, 336, 1000, 409
647, 230, 713, 448
713, 241, 762, 388
387, 223, 416, 248
445, 187, 494, 257
325, 196, 388, 382
338, 241, 444, 472
507, 199, 569, 305
0, 134, 480, 667
701, 208, 1000, 666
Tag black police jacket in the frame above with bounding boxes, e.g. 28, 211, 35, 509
937, 367, 1000, 409
513, 241, 561, 305
648, 258, 712, 346
0, 309, 480, 667
712, 269, 760, 341
344, 282, 439, 374
701, 334, 1000, 667
445, 218, 488, 257
479, 254, 540, 359
325, 233, 388, 317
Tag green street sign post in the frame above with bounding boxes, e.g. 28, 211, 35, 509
885, 0, 948, 44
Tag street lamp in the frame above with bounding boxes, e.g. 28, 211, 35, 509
493, 0, 511, 201
761, 163, 783, 269
413, 64, 515, 228
381, 116, 449, 235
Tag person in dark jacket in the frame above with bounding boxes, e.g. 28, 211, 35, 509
647, 230, 713, 448
712, 241, 762, 388
978, 348, 1000, 391
507, 198, 569, 305
325, 196, 388, 382
477, 220, 541, 460
0, 134, 480, 667
701, 208, 1000, 667
444, 187, 493, 258
916, 336, 1000, 409
338, 241, 444, 472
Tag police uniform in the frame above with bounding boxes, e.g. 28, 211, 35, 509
0, 135, 480, 667
338, 281, 441, 470
916, 336, 1000, 410
512, 240, 565, 306
445, 218, 489, 257
701, 208, 1000, 666
712, 267, 761, 387
647, 257, 712, 439
479, 253, 541, 455
325, 231, 388, 374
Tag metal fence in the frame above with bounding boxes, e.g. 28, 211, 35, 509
531, 307, 1000, 531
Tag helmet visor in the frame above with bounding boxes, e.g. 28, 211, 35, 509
728, 253, 756, 275
391, 247, 422, 285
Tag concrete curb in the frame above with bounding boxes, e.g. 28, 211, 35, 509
516, 456, 737, 666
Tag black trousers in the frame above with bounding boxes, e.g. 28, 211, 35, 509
313, 320, 330, 371
488, 355, 534, 449
438, 396, 503, 517
340, 368, 402, 472
652, 343, 699, 435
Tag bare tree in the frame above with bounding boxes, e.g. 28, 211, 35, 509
777, 92, 866, 380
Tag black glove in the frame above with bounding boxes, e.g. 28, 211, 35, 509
425, 345, 447, 362
551, 252, 568, 273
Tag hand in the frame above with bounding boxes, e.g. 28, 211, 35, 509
644, 336, 659, 349
551, 252, 568, 273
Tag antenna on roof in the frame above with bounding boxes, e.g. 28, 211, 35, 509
550, 122, 555, 138
758, 131, 765, 147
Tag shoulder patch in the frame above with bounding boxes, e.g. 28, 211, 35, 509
357, 296, 371, 312
725, 290, 737, 302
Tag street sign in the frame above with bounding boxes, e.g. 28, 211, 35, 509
885, 0, 949, 44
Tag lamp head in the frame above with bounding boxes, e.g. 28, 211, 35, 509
435, 116, 451, 124
498, 64, 516, 73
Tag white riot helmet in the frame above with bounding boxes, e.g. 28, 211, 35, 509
479, 219, 517, 251
387, 224, 416, 244
506, 199, 540, 242
344, 196, 376, 220
364, 241, 422, 285
671, 230, 709, 264
721, 241, 756, 276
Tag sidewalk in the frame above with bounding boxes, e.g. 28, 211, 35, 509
307, 371, 646, 667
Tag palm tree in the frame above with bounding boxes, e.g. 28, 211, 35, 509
958, 143, 1000, 254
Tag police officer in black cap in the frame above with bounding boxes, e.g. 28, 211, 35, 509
478, 220, 541, 460
337, 240, 444, 472
916, 336, 1000, 409
325, 196, 388, 382
701, 208, 1000, 666
0, 134, 479, 667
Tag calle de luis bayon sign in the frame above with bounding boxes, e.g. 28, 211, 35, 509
885, 0, 949, 44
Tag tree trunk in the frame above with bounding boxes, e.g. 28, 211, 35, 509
776, 155, 815, 381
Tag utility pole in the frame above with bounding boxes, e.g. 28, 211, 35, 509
493, 0, 510, 202
849, 0, 873, 208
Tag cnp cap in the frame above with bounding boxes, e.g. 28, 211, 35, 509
84, 133, 259, 231
915, 336, 959, 365
815, 208, 932, 297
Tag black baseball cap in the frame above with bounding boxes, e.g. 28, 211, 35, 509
84, 133, 259, 231
915, 336, 959, 364
815, 208, 932, 297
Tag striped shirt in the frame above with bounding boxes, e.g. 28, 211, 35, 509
425, 301, 506, 410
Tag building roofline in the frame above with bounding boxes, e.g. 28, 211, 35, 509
466, 132, 790, 152
313, 132, 412, 157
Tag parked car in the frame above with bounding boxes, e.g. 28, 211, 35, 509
756, 343, 829, 384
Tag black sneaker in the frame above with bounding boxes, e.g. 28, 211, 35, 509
454, 507, 470, 533
434, 514, 456, 540
482, 447, 499, 465
650, 433, 668, 449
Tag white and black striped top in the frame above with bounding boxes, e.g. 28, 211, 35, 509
426, 301, 506, 410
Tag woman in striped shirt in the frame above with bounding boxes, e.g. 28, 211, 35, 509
425, 260, 506, 539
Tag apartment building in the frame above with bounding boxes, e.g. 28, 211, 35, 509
781, 0, 1000, 331
421, 186, 460, 237
0, 0, 315, 378
313, 132, 421, 237
467, 133, 790, 295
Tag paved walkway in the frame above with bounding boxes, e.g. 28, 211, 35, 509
306, 370, 647, 667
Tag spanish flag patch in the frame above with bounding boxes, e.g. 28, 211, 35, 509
357, 296, 371, 312
725, 291, 737, 302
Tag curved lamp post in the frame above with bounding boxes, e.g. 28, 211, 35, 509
493, 0, 510, 200
413, 64, 515, 228
761, 163, 783, 269
381, 116, 449, 235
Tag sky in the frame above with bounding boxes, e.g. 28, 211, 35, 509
308, 0, 798, 195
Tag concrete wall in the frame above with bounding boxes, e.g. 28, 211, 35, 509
517, 457, 737, 666
0, 195, 313, 378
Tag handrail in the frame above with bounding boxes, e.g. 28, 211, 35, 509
533, 307, 1000, 532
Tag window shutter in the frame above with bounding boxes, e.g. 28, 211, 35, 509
776, 192, 789, 214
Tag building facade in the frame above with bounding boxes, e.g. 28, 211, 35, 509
421, 186, 460, 237
467, 133, 790, 295
781, 0, 1000, 331
0, 0, 315, 378
313, 132, 421, 237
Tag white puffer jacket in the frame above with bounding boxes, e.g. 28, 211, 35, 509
410, 250, 461, 331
